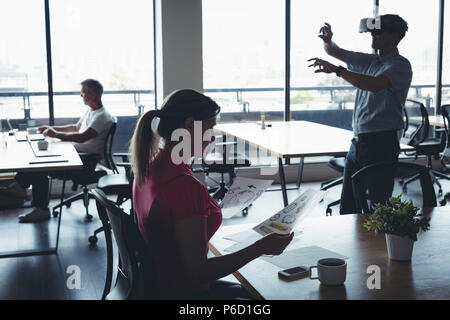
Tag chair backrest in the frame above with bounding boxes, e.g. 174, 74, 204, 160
402, 99, 429, 146
100, 116, 118, 173
441, 104, 450, 147
351, 161, 437, 213
91, 188, 158, 300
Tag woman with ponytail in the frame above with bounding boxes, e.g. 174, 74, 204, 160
130, 89, 293, 299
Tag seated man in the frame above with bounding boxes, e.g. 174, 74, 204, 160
12, 78, 113, 222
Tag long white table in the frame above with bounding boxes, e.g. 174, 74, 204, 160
215, 121, 413, 206
0, 134, 83, 258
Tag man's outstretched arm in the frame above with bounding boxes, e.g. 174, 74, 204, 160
320, 23, 348, 63
308, 58, 391, 93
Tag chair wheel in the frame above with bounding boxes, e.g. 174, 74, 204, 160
66, 203, 71, 208
398, 179, 404, 186
88, 235, 98, 246
85, 214, 93, 222
402, 186, 407, 194
52, 210, 59, 217
440, 199, 447, 206
439, 189, 443, 197
242, 208, 248, 216
326, 208, 332, 216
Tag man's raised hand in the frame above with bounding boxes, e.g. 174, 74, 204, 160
319, 23, 333, 43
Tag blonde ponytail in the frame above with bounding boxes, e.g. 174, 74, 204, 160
129, 110, 160, 188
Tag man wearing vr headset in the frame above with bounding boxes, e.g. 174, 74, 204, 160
308, 14, 412, 214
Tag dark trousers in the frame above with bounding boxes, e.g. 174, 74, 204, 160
14, 154, 97, 210
340, 130, 400, 214
15, 172, 51, 209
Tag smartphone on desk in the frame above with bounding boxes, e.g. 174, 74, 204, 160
278, 266, 309, 281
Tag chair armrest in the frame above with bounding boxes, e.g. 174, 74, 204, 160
116, 162, 131, 168
113, 152, 131, 162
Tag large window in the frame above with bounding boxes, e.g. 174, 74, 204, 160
0, 1, 48, 122
380, 0, 438, 109
50, 0, 155, 118
202, 0, 285, 119
290, 0, 373, 115
443, 1, 450, 106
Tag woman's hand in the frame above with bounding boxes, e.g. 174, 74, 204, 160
319, 23, 333, 43
254, 232, 294, 256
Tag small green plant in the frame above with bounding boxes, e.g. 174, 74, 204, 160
363, 194, 430, 241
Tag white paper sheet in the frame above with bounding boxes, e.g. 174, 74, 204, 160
253, 189, 325, 235
259, 246, 349, 269
220, 177, 274, 219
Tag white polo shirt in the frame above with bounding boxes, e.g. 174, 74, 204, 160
74, 106, 113, 155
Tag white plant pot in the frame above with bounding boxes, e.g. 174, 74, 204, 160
385, 234, 414, 261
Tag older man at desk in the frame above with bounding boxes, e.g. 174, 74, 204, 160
9, 79, 112, 222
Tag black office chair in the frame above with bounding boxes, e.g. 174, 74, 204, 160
52, 116, 118, 221
437, 104, 450, 205
399, 100, 447, 196
191, 135, 251, 202
88, 153, 133, 246
320, 156, 345, 216
92, 188, 158, 300
352, 161, 437, 214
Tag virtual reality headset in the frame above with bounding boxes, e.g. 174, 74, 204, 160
359, 17, 382, 33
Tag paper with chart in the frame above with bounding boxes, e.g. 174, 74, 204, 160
253, 189, 325, 235
220, 177, 274, 219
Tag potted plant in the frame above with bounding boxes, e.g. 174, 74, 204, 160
363, 194, 431, 261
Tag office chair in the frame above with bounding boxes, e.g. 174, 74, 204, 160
52, 116, 118, 221
320, 156, 345, 216
437, 105, 450, 205
191, 135, 251, 202
88, 153, 133, 246
92, 188, 158, 300
399, 100, 447, 196
352, 161, 437, 214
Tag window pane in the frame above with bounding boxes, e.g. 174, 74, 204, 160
50, 0, 155, 118
380, 0, 438, 109
290, 0, 373, 128
202, 0, 285, 121
0, 1, 48, 124
443, 3, 450, 106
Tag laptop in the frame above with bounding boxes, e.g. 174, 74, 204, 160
15, 131, 45, 142
27, 137, 61, 158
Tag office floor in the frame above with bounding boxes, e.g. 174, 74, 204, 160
0, 177, 448, 300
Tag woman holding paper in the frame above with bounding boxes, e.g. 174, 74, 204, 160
130, 89, 293, 299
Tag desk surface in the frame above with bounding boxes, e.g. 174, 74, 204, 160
210, 206, 450, 300
215, 121, 413, 159
409, 115, 445, 128
0, 135, 83, 173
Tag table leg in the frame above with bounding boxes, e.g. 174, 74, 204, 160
0, 175, 66, 259
296, 157, 305, 188
279, 158, 288, 207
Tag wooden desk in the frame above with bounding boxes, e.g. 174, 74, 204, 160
210, 206, 450, 300
0, 135, 83, 258
215, 121, 413, 206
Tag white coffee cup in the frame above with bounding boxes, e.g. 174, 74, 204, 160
27, 127, 38, 135
37, 140, 49, 151
309, 258, 347, 286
